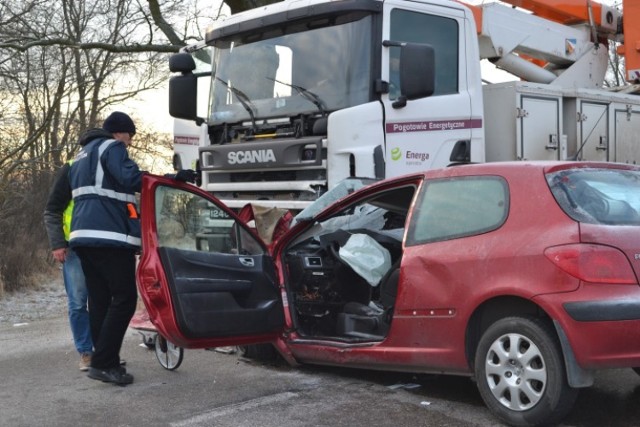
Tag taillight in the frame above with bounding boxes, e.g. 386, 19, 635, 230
544, 244, 637, 284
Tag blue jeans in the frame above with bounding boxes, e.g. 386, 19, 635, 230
63, 248, 93, 354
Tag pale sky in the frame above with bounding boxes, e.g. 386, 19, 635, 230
122, 0, 227, 134
126, 86, 173, 134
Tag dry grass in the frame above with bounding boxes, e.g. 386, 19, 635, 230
0, 171, 54, 299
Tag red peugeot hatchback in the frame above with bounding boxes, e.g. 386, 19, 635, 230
136, 161, 640, 426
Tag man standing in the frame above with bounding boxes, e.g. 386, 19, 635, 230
44, 161, 94, 371
69, 112, 143, 386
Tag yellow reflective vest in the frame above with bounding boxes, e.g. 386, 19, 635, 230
63, 160, 74, 242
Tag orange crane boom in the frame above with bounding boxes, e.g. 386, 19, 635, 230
500, 0, 616, 27
459, 0, 640, 83
621, 0, 640, 82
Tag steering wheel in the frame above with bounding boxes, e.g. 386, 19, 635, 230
329, 240, 350, 268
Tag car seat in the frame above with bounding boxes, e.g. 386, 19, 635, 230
336, 258, 401, 339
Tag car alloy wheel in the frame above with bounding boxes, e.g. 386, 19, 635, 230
474, 316, 578, 426
484, 331, 546, 410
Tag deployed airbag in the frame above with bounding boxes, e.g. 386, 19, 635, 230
339, 234, 391, 286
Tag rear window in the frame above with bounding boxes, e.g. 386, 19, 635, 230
547, 168, 640, 225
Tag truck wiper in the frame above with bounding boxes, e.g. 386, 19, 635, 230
269, 78, 327, 116
215, 77, 257, 132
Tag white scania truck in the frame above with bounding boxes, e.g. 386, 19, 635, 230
168, 0, 640, 209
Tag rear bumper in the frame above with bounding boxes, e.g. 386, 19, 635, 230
535, 283, 640, 369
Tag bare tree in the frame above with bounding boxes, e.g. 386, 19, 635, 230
603, 0, 625, 90
0, 0, 236, 294
223, 0, 279, 14
0, 0, 283, 293
603, 40, 626, 89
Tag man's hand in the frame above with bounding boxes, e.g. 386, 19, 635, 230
172, 169, 198, 184
52, 248, 67, 263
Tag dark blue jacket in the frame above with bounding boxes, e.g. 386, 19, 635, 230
69, 129, 144, 249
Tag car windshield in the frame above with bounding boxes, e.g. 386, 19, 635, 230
547, 168, 640, 225
208, 14, 373, 125
292, 177, 378, 225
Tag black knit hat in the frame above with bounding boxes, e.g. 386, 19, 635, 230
103, 111, 136, 135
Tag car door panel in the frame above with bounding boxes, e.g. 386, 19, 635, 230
137, 174, 284, 348
158, 247, 282, 339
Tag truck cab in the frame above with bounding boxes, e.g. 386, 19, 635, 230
168, 0, 639, 211
169, 0, 483, 209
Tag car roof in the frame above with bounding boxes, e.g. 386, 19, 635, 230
416, 161, 640, 180
313, 162, 640, 220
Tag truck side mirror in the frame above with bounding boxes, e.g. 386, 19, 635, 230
168, 53, 199, 123
393, 43, 435, 109
169, 53, 196, 73
169, 74, 198, 121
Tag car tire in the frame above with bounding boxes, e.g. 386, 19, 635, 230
474, 316, 578, 426
238, 343, 279, 362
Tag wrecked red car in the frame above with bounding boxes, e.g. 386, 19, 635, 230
136, 161, 640, 426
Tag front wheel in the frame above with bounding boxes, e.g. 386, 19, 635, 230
238, 343, 279, 362
474, 316, 578, 426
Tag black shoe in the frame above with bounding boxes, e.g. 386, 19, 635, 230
88, 367, 134, 385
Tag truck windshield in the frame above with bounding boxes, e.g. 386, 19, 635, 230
208, 14, 373, 125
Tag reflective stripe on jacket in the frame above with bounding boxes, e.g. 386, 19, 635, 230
69, 137, 144, 249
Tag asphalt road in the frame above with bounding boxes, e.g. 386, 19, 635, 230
1, 317, 639, 427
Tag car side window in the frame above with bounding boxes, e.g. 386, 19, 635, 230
154, 185, 263, 255
407, 176, 508, 245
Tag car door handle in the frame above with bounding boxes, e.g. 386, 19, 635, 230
239, 257, 255, 267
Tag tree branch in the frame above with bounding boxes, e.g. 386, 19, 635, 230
146, 0, 187, 47
0, 38, 181, 52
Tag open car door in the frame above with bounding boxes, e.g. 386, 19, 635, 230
136, 174, 284, 349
